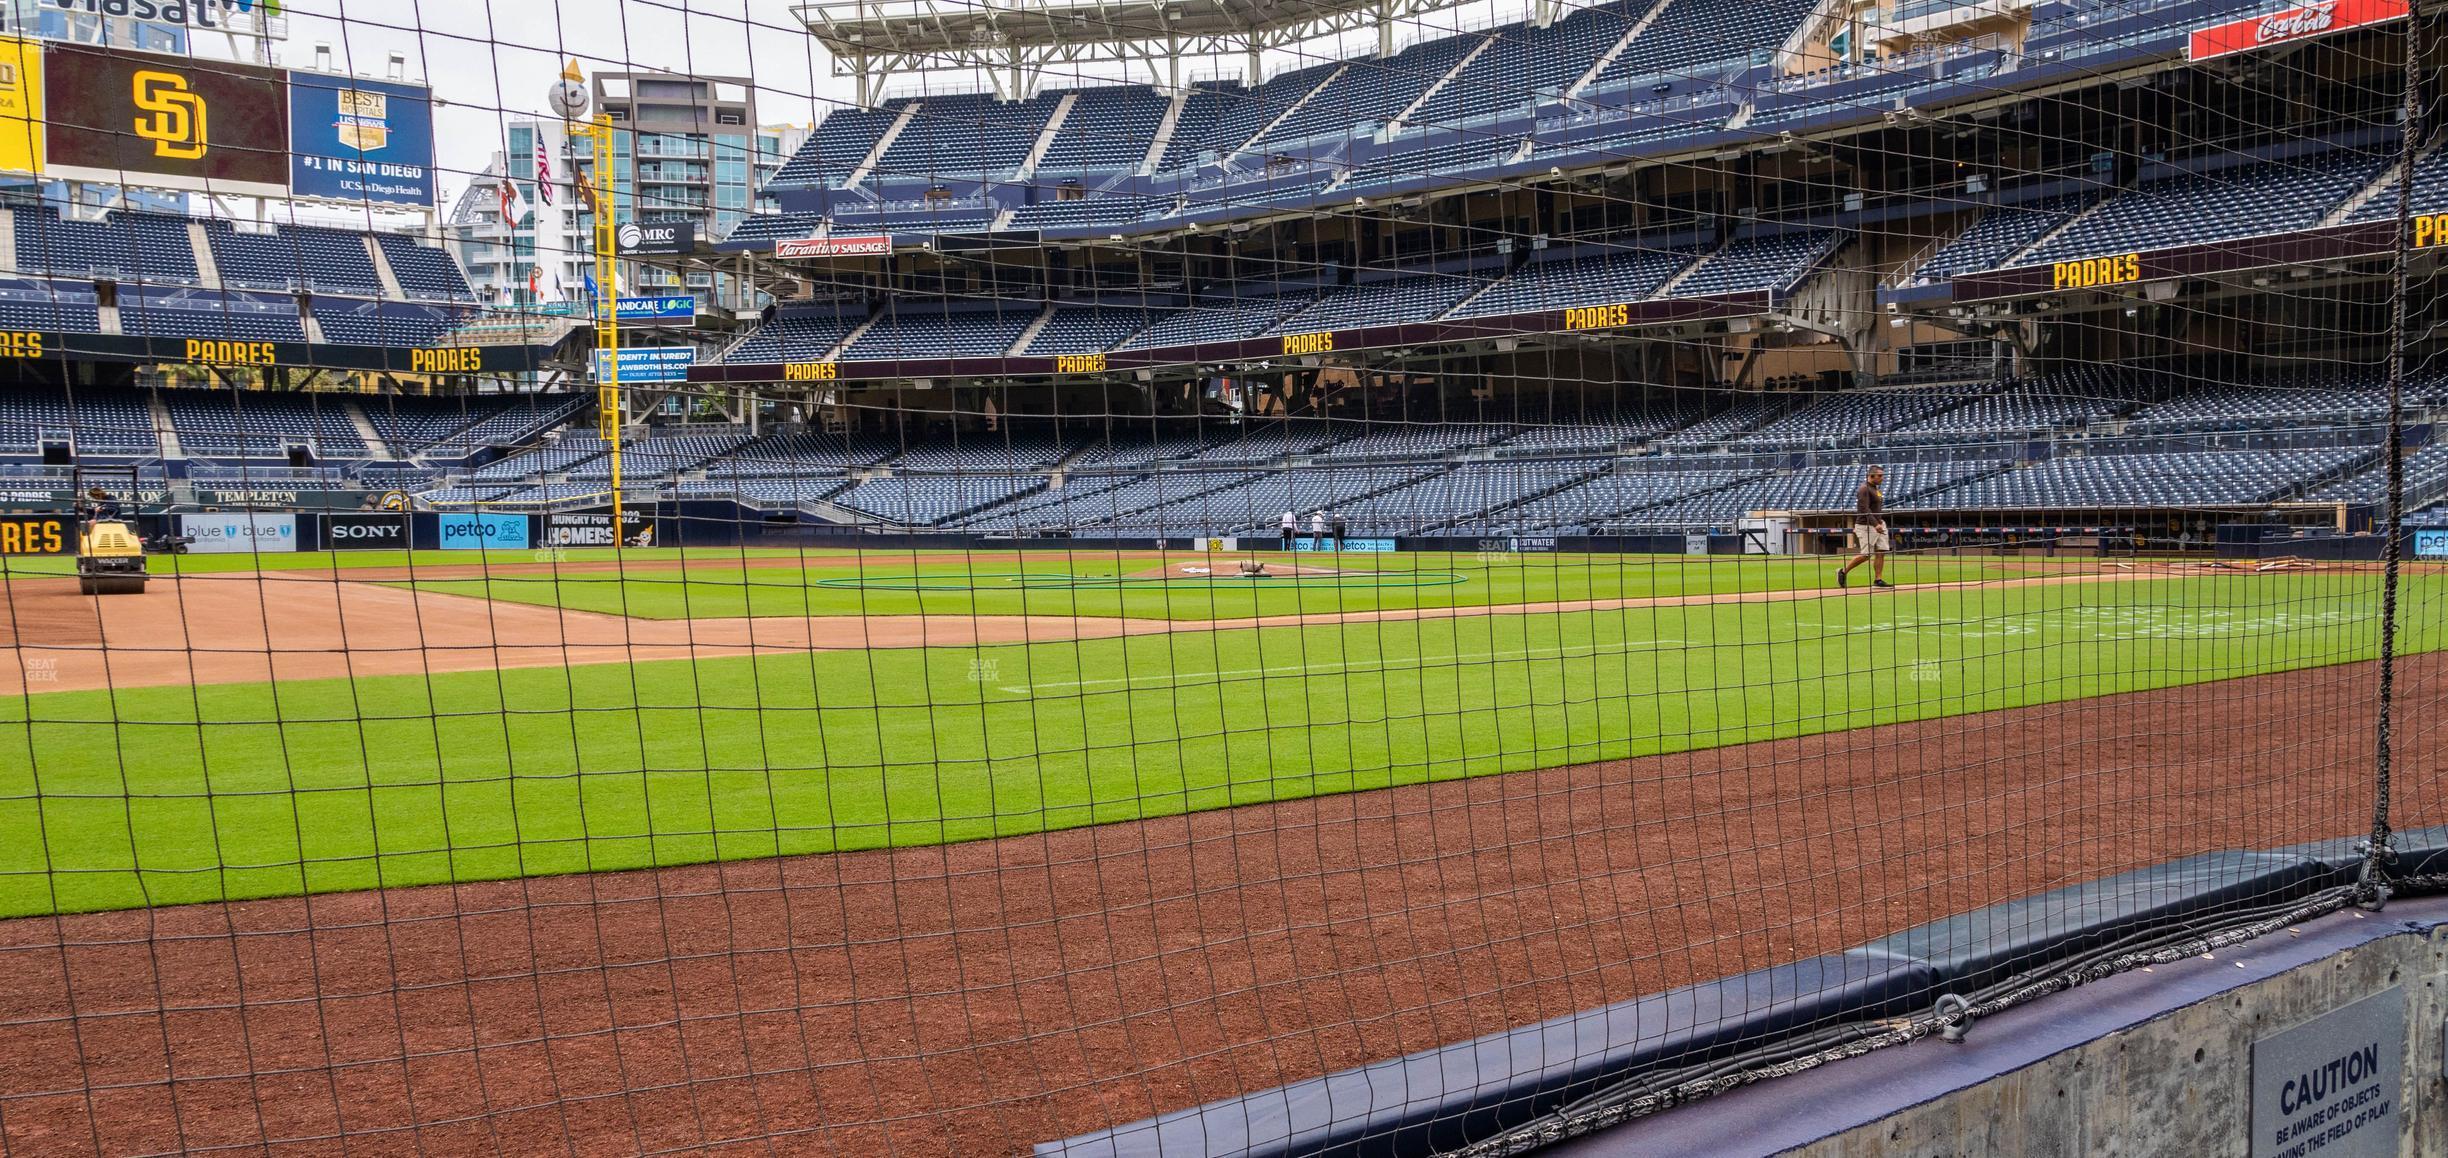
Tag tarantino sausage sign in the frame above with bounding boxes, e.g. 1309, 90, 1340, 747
2188, 0, 2409, 62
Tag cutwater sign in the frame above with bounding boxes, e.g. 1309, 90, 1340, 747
180, 512, 298, 554
2250, 987, 2403, 1158
593, 346, 694, 383
437, 512, 531, 550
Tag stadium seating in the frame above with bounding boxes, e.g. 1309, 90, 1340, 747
722, 303, 869, 364
375, 235, 481, 302
1347, 135, 1521, 189
0, 384, 155, 454
1156, 85, 1232, 170
1672, 231, 1839, 296
0, 278, 102, 332
1636, 460, 2002, 528
2021, 151, 2388, 266
839, 303, 1040, 359
1924, 447, 2372, 507
1591, 0, 1820, 90
1037, 86, 1173, 172
1891, 380, 2136, 436
1913, 192, 2098, 281
1269, 274, 1486, 333
120, 289, 306, 342
1738, 389, 1963, 445
1451, 245, 1700, 317
873, 92, 1062, 180
313, 300, 461, 347
2126, 375, 2396, 432
1007, 195, 1162, 230
1406, 1, 1635, 129
1249, 33, 1485, 152
13, 208, 199, 284
831, 473, 1048, 523
159, 388, 365, 458
1025, 306, 1160, 354
1209, 62, 1342, 159
771, 102, 908, 188
1482, 466, 1764, 533
1115, 294, 1311, 349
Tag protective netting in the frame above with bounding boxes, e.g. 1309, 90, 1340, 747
0, 0, 2444, 1155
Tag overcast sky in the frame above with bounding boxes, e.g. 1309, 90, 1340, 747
254, 0, 1542, 215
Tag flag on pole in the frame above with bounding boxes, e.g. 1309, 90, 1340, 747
495, 172, 529, 226
534, 134, 556, 207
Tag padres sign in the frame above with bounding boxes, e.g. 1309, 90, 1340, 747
46, 43, 288, 193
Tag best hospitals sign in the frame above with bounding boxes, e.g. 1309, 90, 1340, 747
2187, 0, 2408, 62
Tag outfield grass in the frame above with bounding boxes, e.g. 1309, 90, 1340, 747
402, 551, 2041, 621
0, 570, 2429, 917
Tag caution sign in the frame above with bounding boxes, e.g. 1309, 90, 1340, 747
2250, 987, 2403, 1158
0, 513, 70, 555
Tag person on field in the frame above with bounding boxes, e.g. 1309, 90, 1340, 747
1310, 511, 1328, 550
1836, 465, 1894, 589
1281, 509, 1297, 550
1330, 511, 1348, 551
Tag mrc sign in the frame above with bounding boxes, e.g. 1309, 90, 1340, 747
2187, 0, 2408, 61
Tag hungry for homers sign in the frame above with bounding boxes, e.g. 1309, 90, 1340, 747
2188, 0, 2408, 61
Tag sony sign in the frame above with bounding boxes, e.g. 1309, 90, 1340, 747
41, 0, 283, 31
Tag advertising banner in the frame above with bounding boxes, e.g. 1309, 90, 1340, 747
0, 513, 71, 555
46, 43, 289, 195
1293, 537, 1395, 553
181, 512, 299, 554
0, 37, 42, 176
618, 220, 695, 255
594, 346, 695, 383
321, 512, 408, 550
288, 73, 436, 206
615, 295, 696, 324
542, 509, 650, 548
436, 511, 531, 550
2415, 529, 2448, 558
774, 235, 890, 259
2187, 0, 2408, 61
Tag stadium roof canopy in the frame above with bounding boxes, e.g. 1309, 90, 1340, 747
795, 0, 1515, 103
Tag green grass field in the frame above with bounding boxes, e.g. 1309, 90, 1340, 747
0, 551, 2433, 918
401, 550, 2039, 620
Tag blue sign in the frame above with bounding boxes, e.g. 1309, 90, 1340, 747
616, 296, 696, 323
437, 512, 532, 550
288, 74, 437, 206
1293, 537, 1395, 553
2415, 529, 2448, 558
594, 347, 696, 383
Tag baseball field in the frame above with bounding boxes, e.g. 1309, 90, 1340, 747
2, 543, 2438, 1154
0, 547, 2429, 918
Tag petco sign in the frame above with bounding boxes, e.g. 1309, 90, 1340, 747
2187, 0, 2407, 61
773, 235, 890, 259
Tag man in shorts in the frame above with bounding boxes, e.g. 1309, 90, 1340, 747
1836, 465, 1894, 589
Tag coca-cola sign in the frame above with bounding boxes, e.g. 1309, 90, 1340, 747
2187, 0, 2406, 61
773, 235, 893, 259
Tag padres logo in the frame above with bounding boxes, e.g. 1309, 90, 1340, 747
132, 70, 207, 161
377, 490, 409, 512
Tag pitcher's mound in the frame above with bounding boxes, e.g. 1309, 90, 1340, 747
1122, 561, 1348, 581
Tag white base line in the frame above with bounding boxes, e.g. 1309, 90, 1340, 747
997, 637, 1691, 695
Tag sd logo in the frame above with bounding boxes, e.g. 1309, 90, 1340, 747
132, 70, 206, 160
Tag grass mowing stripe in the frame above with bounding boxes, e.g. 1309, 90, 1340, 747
0, 573, 2428, 917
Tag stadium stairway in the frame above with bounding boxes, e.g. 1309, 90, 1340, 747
1571, 0, 1673, 102
1229, 65, 1349, 161
846, 103, 924, 192
2324, 134, 2442, 226
364, 238, 409, 300
1998, 190, 2113, 269
185, 221, 222, 288
345, 405, 398, 462
146, 393, 182, 460
1015, 92, 1078, 181
1141, 91, 1190, 175
1386, 34, 1495, 135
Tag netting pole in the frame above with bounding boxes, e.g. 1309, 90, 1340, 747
2366, 10, 2424, 908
